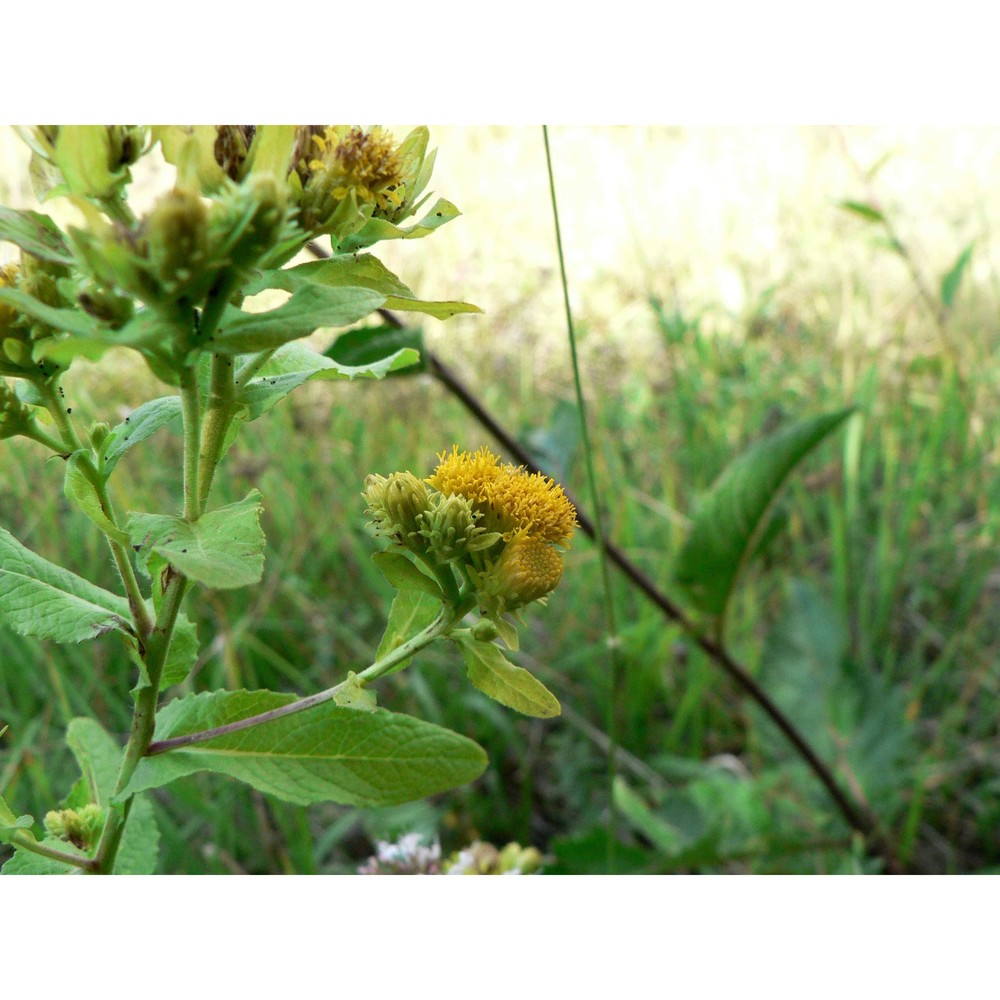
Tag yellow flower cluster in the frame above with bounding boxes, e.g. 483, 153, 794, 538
427, 446, 577, 547
365, 447, 577, 617
305, 126, 405, 214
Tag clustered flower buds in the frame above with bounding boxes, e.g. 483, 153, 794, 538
43, 803, 105, 851
0, 257, 69, 380
364, 447, 577, 623
356, 833, 543, 875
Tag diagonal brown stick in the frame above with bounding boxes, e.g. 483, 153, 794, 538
307, 243, 903, 872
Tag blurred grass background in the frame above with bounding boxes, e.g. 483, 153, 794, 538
1, 126, 998, 873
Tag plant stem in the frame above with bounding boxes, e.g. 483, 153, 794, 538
198, 353, 236, 507
543, 125, 626, 873
147, 593, 478, 756
9, 831, 96, 871
179, 367, 202, 522
39, 379, 153, 638
90, 573, 188, 874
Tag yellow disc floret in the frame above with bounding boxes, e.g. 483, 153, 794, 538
427, 446, 577, 547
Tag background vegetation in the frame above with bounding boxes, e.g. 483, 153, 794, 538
1, 126, 997, 873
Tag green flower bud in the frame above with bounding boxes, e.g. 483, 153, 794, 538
89, 420, 111, 451
364, 471, 432, 547
43, 803, 105, 851
497, 842, 543, 874
478, 533, 564, 613
206, 174, 290, 273
145, 186, 210, 299
472, 618, 501, 642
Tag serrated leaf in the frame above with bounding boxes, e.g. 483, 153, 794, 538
255, 255, 480, 321
128, 490, 265, 590
940, 243, 974, 310
371, 551, 444, 600
0, 526, 133, 643
124, 690, 488, 806
453, 633, 561, 718
675, 409, 853, 618
0, 792, 33, 841
0, 206, 75, 265
65, 716, 122, 805
102, 396, 181, 475
376, 588, 442, 674
1, 839, 84, 874
212, 284, 384, 353
236, 340, 418, 423
839, 200, 885, 224
160, 611, 199, 688
64, 451, 130, 546
326, 323, 427, 375
114, 795, 159, 874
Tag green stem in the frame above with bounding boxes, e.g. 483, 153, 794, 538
543, 126, 625, 872
39, 380, 153, 638
179, 367, 202, 522
235, 348, 277, 385
90, 573, 188, 874
9, 831, 95, 871
197, 353, 236, 508
23, 422, 69, 453
147, 592, 478, 756
37, 378, 84, 452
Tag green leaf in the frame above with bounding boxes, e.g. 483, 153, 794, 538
756, 579, 914, 807
102, 396, 181, 475
339, 198, 463, 253
371, 551, 444, 600
212, 284, 384, 354
0, 526, 134, 643
326, 323, 427, 375
612, 776, 685, 856
940, 242, 974, 310
62, 717, 159, 873
0, 206, 74, 265
452, 632, 561, 718
675, 408, 853, 618
1, 839, 84, 874
259, 255, 480, 321
0, 792, 33, 842
0, 286, 105, 338
333, 671, 378, 713
124, 690, 488, 807
127, 490, 265, 590
838, 200, 885, 224
64, 451, 130, 546
376, 588, 442, 674
65, 716, 121, 804
236, 340, 418, 423
114, 795, 159, 874
160, 611, 199, 688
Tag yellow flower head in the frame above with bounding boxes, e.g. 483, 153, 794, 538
427, 446, 577, 547
296, 125, 406, 232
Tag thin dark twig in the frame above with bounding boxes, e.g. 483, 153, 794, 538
307, 244, 904, 873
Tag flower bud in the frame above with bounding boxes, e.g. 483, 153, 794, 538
364, 471, 432, 547
483, 533, 564, 611
145, 187, 210, 298
53, 126, 147, 200
43, 803, 105, 851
